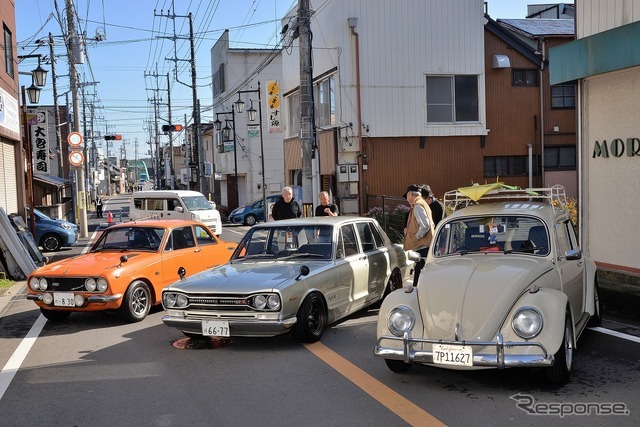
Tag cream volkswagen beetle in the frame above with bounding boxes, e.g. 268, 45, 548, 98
374, 184, 600, 384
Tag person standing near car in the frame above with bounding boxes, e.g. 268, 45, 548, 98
95, 196, 103, 218
403, 184, 434, 286
315, 191, 339, 217
271, 187, 301, 220
421, 184, 444, 227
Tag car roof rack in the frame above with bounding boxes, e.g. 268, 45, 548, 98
443, 183, 567, 214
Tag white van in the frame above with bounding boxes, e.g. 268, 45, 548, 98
130, 190, 223, 236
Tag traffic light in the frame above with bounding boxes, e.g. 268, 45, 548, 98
161, 124, 183, 132
104, 134, 122, 141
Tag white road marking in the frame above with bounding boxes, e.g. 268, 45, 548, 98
0, 314, 47, 401
590, 326, 640, 344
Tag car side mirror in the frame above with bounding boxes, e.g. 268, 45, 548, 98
178, 267, 186, 279
175, 206, 184, 213
565, 248, 582, 260
296, 265, 310, 280
406, 250, 422, 262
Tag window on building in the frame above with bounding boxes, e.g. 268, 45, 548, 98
484, 155, 539, 177
4, 25, 14, 78
314, 75, 335, 127
426, 75, 478, 123
551, 84, 576, 108
544, 145, 576, 169
212, 64, 225, 97
512, 69, 537, 87
287, 92, 300, 138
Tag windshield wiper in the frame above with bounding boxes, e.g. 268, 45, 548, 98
279, 252, 326, 260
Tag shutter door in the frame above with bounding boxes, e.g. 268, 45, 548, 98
0, 140, 18, 215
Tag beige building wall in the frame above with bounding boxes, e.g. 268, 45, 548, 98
582, 67, 640, 271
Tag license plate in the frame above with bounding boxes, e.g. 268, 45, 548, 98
432, 343, 473, 366
202, 320, 230, 337
54, 292, 75, 307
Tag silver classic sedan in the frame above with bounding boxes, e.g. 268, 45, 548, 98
162, 216, 412, 343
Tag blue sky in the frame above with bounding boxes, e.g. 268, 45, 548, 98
15, 0, 571, 160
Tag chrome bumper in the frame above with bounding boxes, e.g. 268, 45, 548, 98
162, 314, 297, 337
26, 293, 122, 304
374, 333, 552, 368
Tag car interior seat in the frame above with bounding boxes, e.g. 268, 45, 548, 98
173, 231, 190, 250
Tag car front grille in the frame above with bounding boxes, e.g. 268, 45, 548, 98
43, 277, 96, 292
185, 294, 253, 311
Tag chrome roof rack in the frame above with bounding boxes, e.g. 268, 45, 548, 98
443, 183, 567, 214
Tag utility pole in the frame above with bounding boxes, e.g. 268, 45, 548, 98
299, 0, 314, 210
49, 32, 64, 178
65, 0, 88, 237
167, 73, 175, 189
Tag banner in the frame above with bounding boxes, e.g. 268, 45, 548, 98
267, 80, 281, 133
30, 110, 49, 173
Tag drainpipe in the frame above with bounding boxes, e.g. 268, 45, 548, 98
539, 38, 546, 187
348, 17, 364, 214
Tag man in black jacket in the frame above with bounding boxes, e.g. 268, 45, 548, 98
421, 184, 444, 227
271, 187, 301, 220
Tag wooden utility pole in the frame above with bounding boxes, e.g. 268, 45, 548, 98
298, 0, 314, 208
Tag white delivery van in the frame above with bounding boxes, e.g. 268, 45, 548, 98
130, 190, 223, 236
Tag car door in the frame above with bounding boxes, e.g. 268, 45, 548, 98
334, 224, 369, 313
355, 221, 388, 300
556, 220, 584, 318
192, 224, 233, 269
161, 226, 205, 287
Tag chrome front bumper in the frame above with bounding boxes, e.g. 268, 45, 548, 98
27, 293, 122, 304
374, 333, 552, 368
162, 314, 298, 337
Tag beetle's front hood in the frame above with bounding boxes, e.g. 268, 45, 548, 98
32, 251, 154, 277
166, 261, 318, 294
418, 256, 553, 341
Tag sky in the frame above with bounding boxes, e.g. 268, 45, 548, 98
15, 0, 573, 160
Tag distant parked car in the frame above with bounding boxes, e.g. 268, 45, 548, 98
26, 219, 237, 322
26, 208, 78, 252
374, 184, 601, 384
228, 194, 280, 226
162, 216, 413, 342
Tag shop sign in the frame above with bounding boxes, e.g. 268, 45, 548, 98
593, 138, 640, 158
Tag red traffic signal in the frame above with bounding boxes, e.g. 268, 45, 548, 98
104, 134, 122, 141
161, 124, 183, 132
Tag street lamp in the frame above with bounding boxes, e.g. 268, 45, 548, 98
18, 55, 49, 236
233, 82, 267, 222
214, 105, 238, 208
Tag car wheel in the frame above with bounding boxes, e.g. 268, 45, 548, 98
244, 214, 258, 226
119, 280, 151, 323
291, 293, 327, 343
587, 279, 602, 327
41, 233, 62, 252
40, 308, 71, 321
383, 269, 403, 299
545, 309, 574, 384
385, 359, 412, 373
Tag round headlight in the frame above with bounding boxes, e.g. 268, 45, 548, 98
254, 295, 267, 310
267, 294, 281, 310
96, 278, 108, 292
163, 293, 176, 308
512, 307, 543, 339
176, 294, 188, 308
388, 306, 415, 337
39, 278, 48, 291
29, 277, 40, 291
74, 294, 85, 307
85, 278, 97, 292
42, 293, 53, 305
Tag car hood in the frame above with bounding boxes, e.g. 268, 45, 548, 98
417, 256, 553, 341
33, 251, 156, 277
166, 261, 318, 294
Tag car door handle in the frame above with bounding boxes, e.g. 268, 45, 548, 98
194, 248, 201, 253
359, 256, 367, 261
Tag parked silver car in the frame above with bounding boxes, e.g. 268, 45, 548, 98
162, 216, 412, 342
374, 184, 600, 384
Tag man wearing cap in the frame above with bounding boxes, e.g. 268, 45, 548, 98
420, 184, 444, 227
403, 184, 434, 286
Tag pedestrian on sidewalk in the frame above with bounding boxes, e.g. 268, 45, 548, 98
96, 196, 103, 218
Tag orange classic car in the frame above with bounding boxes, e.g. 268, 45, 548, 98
26, 219, 237, 322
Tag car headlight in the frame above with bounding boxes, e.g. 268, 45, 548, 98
85, 278, 97, 292
163, 293, 176, 308
267, 294, 281, 310
249, 293, 280, 311
74, 294, 85, 306
176, 294, 188, 308
387, 306, 415, 337
191, 213, 201, 222
254, 294, 267, 309
512, 307, 543, 339
29, 277, 40, 291
61, 223, 73, 230
96, 278, 108, 292
39, 278, 48, 291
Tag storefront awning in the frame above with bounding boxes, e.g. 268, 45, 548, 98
33, 173, 72, 189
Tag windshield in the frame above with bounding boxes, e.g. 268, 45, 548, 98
182, 195, 214, 211
433, 216, 550, 257
232, 225, 334, 261
91, 226, 166, 252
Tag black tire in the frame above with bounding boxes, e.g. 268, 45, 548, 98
40, 308, 71, 321
385, 359, 412, 373
244, 214, 258, 226
383, 269, 403, 299
587, 279, 602, 327
119, 280, 151, 323
291, 293, 327, 343
41, 233, 62, 252
546, 309, 574, 384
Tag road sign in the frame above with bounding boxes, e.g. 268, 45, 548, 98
69, 150, 84, 167
68, 132, 83, 147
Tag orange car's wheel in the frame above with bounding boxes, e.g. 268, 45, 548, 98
40, 308, 71, 321
119, 280, 151, 323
